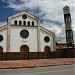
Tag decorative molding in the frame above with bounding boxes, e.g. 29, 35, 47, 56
0, 25, 7, 31
9, 11, 40, 20
40, 26, 55, 36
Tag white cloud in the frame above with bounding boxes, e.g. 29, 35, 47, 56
1, 0, 75, 43
41, 21, 66, 43
0, 22, 7, 27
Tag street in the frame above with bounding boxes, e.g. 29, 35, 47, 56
0, 64, 75, 75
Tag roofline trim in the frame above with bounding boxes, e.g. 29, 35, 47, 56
0, 25, 8, 31
8, 11, 40, 20
40, 26, 55, 36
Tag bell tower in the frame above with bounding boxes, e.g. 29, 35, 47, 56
63, 5, 74, 46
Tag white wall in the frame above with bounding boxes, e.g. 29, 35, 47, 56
40, 29, 54, 52
0, 29, 7, 52
10, 26, 38, 52
11, 15, 38, 26
0, 26, 55, 53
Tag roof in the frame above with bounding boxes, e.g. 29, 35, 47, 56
40, 26, 55, 36
8, 11, 40, 20
63, 5, 69, 9
0, 25, 7, 31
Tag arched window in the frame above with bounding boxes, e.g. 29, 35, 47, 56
28, 21, 30, 26
23, 21, 26, 25
32, 21, 34, 26
19, 21, 22, 25
14, 20, 17, 25
65, 18, 70, 24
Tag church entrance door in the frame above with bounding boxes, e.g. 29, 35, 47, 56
20, 45, 29, 60
44, 46, 51, 59
0, 46, 3, 60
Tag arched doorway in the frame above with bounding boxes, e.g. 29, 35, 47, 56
0, 46, 3, 60
44, 46, 51, 59
20, 45, 29, 60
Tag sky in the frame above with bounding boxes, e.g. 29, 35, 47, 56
0, 0, 75, 43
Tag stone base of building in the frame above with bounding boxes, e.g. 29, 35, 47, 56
56, 48, 75, 58
0, 48, 75, 60
0, 51, 56, 60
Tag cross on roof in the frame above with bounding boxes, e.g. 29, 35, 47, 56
63, 0, 68, 1
22, 6, 28, 12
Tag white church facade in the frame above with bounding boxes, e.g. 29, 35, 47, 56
0, 11, 56, 60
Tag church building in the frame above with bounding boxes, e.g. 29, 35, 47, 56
0, 11, 56, 60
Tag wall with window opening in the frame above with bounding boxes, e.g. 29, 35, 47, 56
14, 20, 35, 26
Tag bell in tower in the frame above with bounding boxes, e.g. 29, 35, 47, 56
63, 5, 74, 46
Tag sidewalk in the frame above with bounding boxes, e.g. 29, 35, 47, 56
0, 58, 75, 69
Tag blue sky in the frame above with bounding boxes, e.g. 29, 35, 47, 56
0, 0, 75, 43
0, 0, 20, 22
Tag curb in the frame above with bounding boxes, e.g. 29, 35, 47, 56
0, 59, 75, 69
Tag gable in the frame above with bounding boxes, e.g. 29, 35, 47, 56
0, 25, 7, 32
40, 26, 55, 36
8, 12, 40, 26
